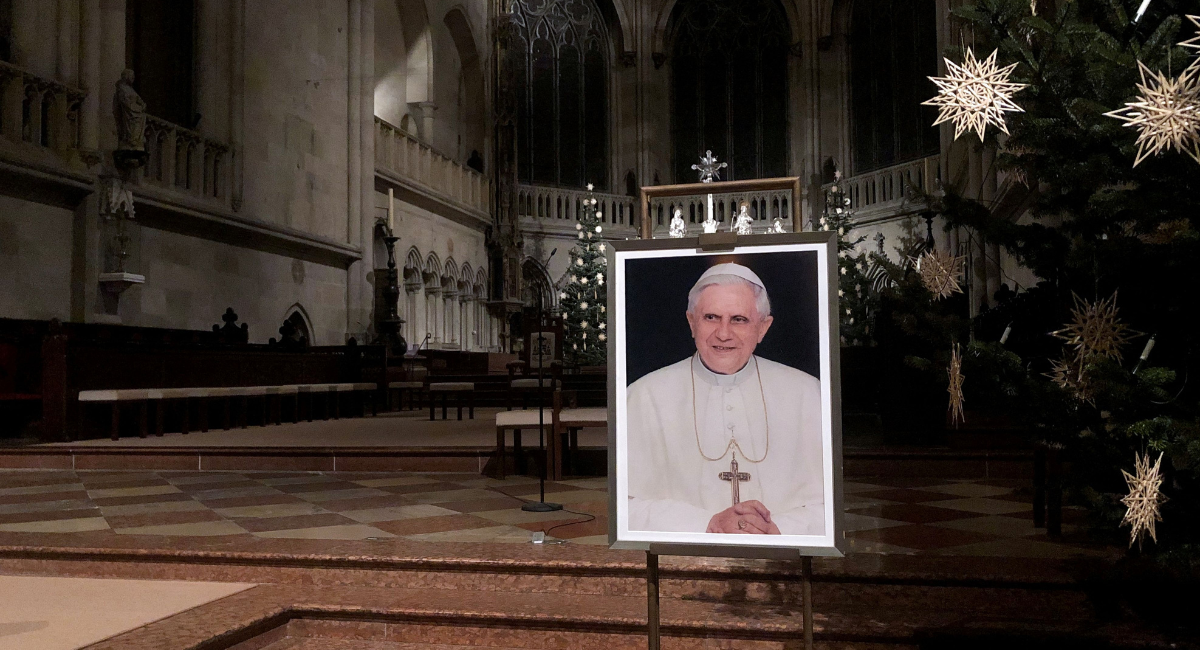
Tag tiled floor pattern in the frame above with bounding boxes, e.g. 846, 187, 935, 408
0, 471, 1103, 557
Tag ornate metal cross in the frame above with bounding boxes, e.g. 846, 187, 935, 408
718, 452, 751, 506
692, 150, 727, 183
692, 150, 727, 225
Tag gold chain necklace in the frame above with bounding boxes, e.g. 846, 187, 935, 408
691, 354, 770, 463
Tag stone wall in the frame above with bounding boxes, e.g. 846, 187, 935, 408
0, 197, 74, 322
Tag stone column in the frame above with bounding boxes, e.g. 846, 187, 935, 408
229, 0, 245, 209
98, 0, 126, 154
415, 101, 437, 144
359, 0, 376, 343
79, 0, 100, 153
57, 0, 78, 86
346, 0, 363, 337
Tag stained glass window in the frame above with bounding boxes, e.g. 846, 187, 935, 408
509, 0, 610, 190
849, 0, 939, 174
670, 0, 790, 184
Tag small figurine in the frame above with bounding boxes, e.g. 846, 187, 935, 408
669, 208, 687, 238
770, 217, 786, 234
701, 211, 719, 234
732, 203, 753, 235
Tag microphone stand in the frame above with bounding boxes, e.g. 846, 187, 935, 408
523, 251, 562, 513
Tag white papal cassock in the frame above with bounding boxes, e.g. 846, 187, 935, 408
626, 354, 824, 535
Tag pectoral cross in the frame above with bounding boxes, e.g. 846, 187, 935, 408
718, 452, 751, 506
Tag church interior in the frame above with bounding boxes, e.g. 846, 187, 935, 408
0, 0, 1198, 647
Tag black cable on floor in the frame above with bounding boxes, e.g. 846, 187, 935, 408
483, 485, 598, 543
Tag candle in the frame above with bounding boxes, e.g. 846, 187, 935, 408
1139, 336, 1156, 362
388, 188, 395, 231
999, 323, 1012, 345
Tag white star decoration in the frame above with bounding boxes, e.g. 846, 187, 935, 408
1104, 61, 1200, 166
923, 48, 1028, 141
1179, 15, 1199, 52
1120, 451, 1168, 549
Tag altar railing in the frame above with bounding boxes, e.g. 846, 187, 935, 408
0, 60, 85, 151
374, 117, 488, 214
647, 187, 794, 235
142, 116, 230, 201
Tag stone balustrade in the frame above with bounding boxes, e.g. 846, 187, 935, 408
516, 183, 635, 228
374, 117, 489, 214
142, 116, 230, 202
0, 60, 85, 152
647, 188, 794, 236
829, 155, 940, 216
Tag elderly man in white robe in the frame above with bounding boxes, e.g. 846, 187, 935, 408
627, 263, 824, 536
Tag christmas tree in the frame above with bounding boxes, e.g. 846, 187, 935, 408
931, 0, 1200, 552
815, 170, 876, 346
558, 184, 608, 366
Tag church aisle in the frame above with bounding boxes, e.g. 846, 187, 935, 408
0, 470, 1107, 558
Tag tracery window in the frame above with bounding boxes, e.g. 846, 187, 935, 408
509, 0, 610, 190
849, 0, 939, 174
670, 0, 790, 184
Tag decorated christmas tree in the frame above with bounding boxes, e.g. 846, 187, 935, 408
815, 171, 876, 346
558, 184, 608, 366
927, 0, 1200, 553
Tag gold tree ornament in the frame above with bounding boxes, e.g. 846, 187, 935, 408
913, 248, 966, 299
1120, 451, 1168, 549
1103, 61, 1200, 167
947, 344, 966, 427
923, 48, 1028, 141
1180, 15, 1200, 52
1051, 292, 1140, 363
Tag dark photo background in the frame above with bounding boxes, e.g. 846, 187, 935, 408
623, 250, 821, 385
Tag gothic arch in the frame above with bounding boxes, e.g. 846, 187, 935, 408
522, 257, 556, 309
281, 303, 314, 345
652, 0, 803, 61
509, 0, 612, 190
374, 0, 434, 128
442, 257, 460, 286
443, 6, 486, 160
475, 268, 487, 295
423, 251, 442, 288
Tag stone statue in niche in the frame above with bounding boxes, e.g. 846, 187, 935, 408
113, 69, 148, 169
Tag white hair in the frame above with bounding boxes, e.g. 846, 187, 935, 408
686, 274, 772, 320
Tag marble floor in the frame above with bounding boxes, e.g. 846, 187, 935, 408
0, 470, 1104, 558
0, 575, 251, 649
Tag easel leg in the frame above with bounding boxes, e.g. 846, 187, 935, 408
802, 556, 814, 650
647, 551, 660, 650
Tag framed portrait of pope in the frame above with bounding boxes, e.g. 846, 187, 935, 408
607, 233, 845, 556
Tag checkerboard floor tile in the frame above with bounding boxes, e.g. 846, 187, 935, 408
0, 470, 1113, 558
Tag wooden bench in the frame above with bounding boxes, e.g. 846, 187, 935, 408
493, 408, 552, 478
78, 382, 380, 440
550, 390, 607, 480
387, 381, 425, 411
428, 382, 474, 420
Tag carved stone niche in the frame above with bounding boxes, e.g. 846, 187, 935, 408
97, 176, 144, 316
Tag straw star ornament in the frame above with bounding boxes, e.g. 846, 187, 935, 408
1103, 61, 1200, 166
913, 248, 966, 299
1051, 292, 1139, 363
1120, 452, 1168, 549
1180, 15, 1200, 52
947, 344, 966, 427
923, 48, 1028, 141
